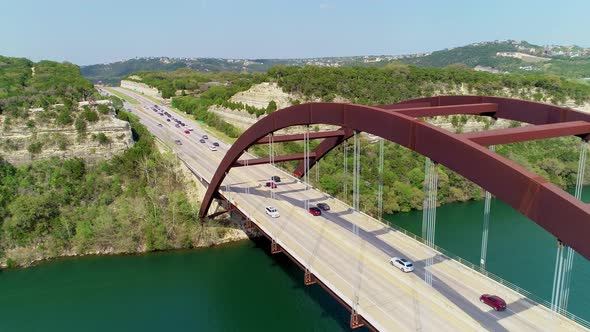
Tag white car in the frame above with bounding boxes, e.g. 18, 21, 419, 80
209, 145, 218, 151
390, 257, 414, 272
265, 206, 280, 218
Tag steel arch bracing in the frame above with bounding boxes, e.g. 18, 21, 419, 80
294, 96, 590, 176
199, 100, 590, 261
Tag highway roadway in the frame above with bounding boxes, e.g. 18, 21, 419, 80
106, 87, 588, 332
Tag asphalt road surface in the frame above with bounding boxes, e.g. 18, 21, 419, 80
105, 87, 588, 332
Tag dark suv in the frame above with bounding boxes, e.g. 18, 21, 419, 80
271, 175, 281, 183
317, 203, 330, 211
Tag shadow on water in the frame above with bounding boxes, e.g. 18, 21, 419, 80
250, 236, 369, 332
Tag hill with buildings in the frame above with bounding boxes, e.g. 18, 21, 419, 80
400, 40, 590, 78
80, 40, 590, 85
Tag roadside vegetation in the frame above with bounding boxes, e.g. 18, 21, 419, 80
130, 64, 590, 216
0, 56, 96, 114
0, 108, 232, 268
103, 87, 140, 104
269, 64, 590, 105
0, 56, 235, 268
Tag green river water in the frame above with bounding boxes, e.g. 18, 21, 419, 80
1, 191, 589, 331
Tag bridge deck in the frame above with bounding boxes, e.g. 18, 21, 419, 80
112, 87, 588, 332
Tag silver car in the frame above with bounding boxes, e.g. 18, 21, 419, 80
390, 257, 414, 272
265, 206, 280, 218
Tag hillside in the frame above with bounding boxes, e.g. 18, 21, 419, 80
0, 56, 95, 112
81, 56, 420, 85
81, 57, 296, 85
401, 41, 525, 68
120, 64, 590, 216
0, 56, 133, 165
400, 41, 590, 78
0, 56, 240, 268
80, 40, 590, 86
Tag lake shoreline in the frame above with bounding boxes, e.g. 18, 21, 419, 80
0, 223, 260, 270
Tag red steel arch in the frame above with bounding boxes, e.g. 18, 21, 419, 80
294, 95, 590, 176
199, 99, 590, 261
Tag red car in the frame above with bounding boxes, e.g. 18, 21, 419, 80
308, 207, 322, 216
479, 294, 506, 311
184, 130, 190, 134
265, 181, 277, 189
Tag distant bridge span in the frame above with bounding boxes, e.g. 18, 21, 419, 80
199, 96, 590, 262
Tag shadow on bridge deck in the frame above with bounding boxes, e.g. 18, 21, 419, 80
220, 182, 541, 331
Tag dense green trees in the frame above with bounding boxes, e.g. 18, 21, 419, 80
0, 56, 96, 115
126, 69, 268, 98
162, 65, 590, 217
401, 43, 522, 69
269, 65, 590, 105
0, 108, 224, 266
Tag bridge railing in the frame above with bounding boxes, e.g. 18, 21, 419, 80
164, 130, 590, 329
374, 212, 590, 329
305, 190, 590, 329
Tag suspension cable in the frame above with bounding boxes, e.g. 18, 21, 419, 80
378, 138, 384, 223
269, 133, 274, 200
344, 140, 348, 203
480, 145, 495, 270
552, 140, 587, 313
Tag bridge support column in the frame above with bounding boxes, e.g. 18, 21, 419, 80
377, 138, 385, 224
349, 311, 365, 329
303, 126, 310, 210
244, 219, 254, 230
304, 269, 316, 286
271, 240, 282, 254
315, 159, 319, 184
352, 131, 361, 235
480, 145, 495, 270
343, 140, 348, 203
352, 130, 360, 212
421, 158, 438, 286
244, 151, 250, 195
224, 171, 231, 201
268, 134, 275, 200
551, 140, 587, 314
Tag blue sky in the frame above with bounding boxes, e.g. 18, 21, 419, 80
0, 0, 588, 65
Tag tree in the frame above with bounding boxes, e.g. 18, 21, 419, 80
97, 104, 110, 115
3, 194, 59, 244
56, 110, 73, 126
27, 141, 43, 154
83, 108, 98, 122
161, 85, 176, 99
75, 117, 87, 133
266, 100, 278, 113
96, 132, 111, 145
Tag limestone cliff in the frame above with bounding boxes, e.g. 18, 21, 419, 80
0, 115, 133, 165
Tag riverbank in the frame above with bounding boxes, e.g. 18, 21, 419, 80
0, 220, 250, 269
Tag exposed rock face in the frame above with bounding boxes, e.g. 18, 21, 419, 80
208, 105, 259, 130
214, 81, 590, 139
208, 105, 341, 135
230, 82, 294, 109
0, 116, 133, 165
121, 79, 161, 98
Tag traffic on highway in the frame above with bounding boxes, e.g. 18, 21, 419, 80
104, 86, 588, 332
